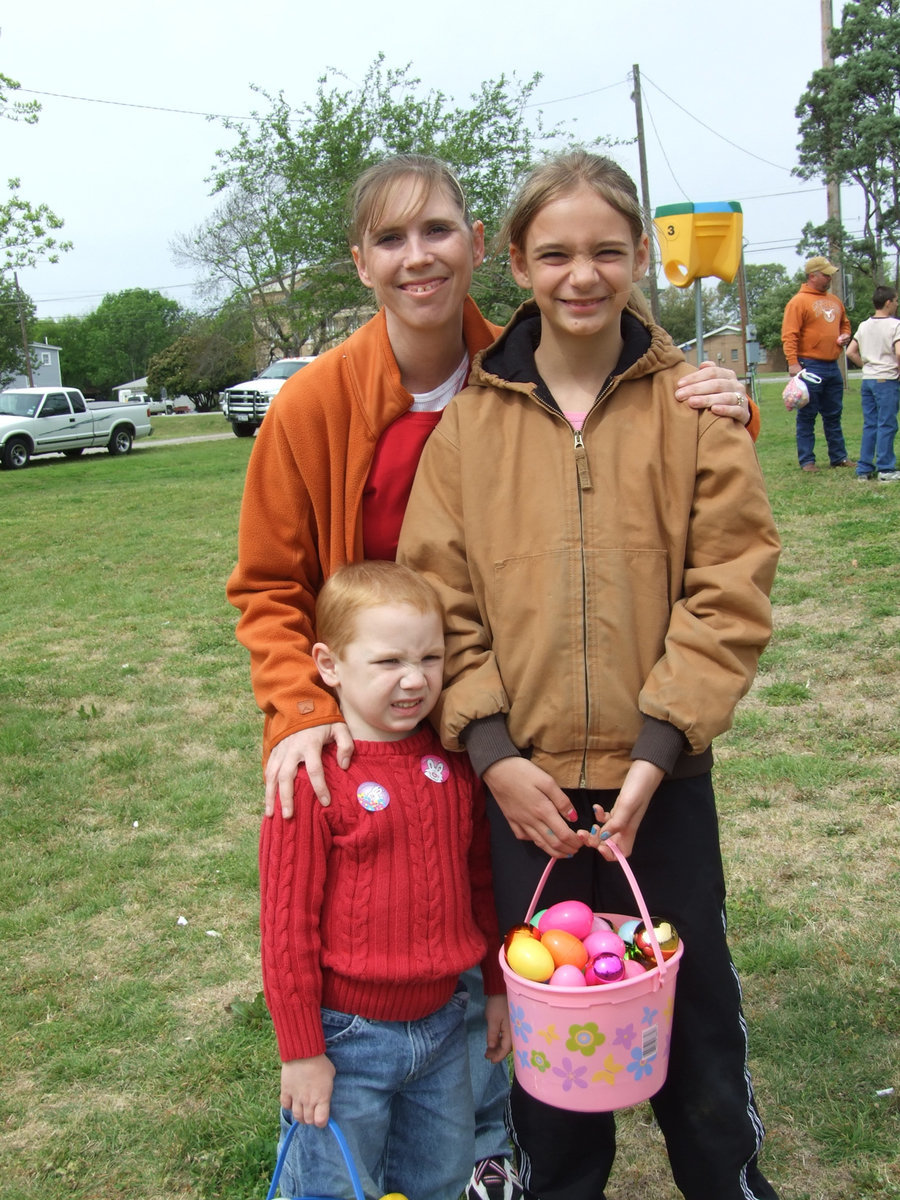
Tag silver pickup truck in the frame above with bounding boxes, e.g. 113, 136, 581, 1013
0, 387, 152, 470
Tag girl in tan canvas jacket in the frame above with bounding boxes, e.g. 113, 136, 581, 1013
398, 151, 782, 1200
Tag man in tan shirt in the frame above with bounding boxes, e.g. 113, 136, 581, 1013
781, 256, 854, 473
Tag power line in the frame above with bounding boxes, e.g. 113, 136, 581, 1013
640, 72, 794, 173
17, 87, 257, 123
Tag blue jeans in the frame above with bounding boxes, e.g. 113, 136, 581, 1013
796, 357, 848, 466
277, 995, 473, 1200
858, 378, 899, 474
461, 965, 513, 1163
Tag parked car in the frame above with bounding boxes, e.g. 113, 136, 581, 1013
219, 357, 315, 436
0, 387, 152, 469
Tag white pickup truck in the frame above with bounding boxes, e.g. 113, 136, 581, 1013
220, 357, 314, 437
0, 386, 152, 470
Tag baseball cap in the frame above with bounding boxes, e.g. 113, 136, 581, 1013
805, 256, 838, 276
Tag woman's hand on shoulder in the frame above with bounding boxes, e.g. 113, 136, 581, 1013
265, 725, 356, 817
674, 361, 752, 427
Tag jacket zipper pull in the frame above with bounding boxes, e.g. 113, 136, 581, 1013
574, 429, 593, 491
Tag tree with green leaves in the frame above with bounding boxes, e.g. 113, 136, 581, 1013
794, 0, 900, 284
1, 73, 72, 275
147, 306, 255, 410
0, 275, 35, 387
173, 57, 574, 353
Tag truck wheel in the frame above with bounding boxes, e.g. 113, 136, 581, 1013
63, 448, 85, 459
2, 437, 31, 470
108, 427, 134, 456
232, 422, 255, 438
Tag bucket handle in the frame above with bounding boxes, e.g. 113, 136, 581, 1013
266, 1116, 366, 1200
524, 841, 669, 978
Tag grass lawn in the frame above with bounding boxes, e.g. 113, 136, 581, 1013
1, 379, 897, 1199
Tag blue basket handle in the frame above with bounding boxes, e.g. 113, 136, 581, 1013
266, 1116, 366, 1200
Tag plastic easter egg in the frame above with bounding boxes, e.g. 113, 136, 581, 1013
590, 914, 613, 933
633, 917, 680, 964
583, 929, 626, 959
380, 1194, 410, 1200
506, 936, 555, 982
584, 951, 625, 985
538, 900, 593, 941
550, 963, 587, 987
503, 923, 541, 954
623, 957, 647, 978
540, 928, 589, 971
532, 908, 548, 926
616, 918, 641, 945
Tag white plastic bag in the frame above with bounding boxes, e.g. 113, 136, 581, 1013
782, 369, 821, 412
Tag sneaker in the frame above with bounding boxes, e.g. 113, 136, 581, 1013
830, 458, 856, 468
856, 471, 877, 481
466, 1156, 524, 1200
877, 470, 900, 482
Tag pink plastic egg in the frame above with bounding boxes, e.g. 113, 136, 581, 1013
538, 900, 593, 941
590, 915, 613, 933
584, 952, 625, 985
623, 958, 647, 979
550, 964, 587, 987
583, 929, 626, 959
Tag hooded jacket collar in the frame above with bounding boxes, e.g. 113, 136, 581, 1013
472, 300, 682, 411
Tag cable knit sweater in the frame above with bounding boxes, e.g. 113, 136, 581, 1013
259, 725, 504, 1063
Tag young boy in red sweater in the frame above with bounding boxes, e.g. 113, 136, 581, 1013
259, 560, 510, 1200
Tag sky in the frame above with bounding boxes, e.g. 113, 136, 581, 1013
2, 0, 853, 320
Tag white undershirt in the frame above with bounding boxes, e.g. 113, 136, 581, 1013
410, 354, 470, 412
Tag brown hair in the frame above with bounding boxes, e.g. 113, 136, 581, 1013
348, 154, 471, 246
315, 561, 444, 657
499, 150, 652, 320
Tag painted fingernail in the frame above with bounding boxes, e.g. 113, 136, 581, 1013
567, 809, 578, 821
599, 831, 611, 841
590, 824, 599, 835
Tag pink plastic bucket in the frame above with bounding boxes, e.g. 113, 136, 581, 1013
500, 841, 683, 1112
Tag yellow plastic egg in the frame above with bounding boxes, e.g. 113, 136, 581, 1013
380, 1194, 409, 1199
506, 935, 555, 982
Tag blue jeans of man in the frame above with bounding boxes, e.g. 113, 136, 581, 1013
796, 357, 848, 466
857, 378, 899, 474
277, 994, 474, 1200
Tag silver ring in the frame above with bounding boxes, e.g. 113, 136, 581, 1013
733, 391, 744, 406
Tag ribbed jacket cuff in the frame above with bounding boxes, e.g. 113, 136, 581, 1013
630, 716, 689, 775
461, 714, 520, 778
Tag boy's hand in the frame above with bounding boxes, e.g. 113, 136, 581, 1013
577, 760, 664, 859
483, 757, 581, 857
265, 724, 355, 817
484, 993, 512, 1063
281, 1054, 335, 1127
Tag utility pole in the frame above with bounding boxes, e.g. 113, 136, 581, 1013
14, 272, 34, 386
821, 0, 844, 305
631, 64, 660, 323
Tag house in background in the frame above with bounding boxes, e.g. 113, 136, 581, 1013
4, 340, 62, 389
678, 324, 787, 375
113, 376, 150, 403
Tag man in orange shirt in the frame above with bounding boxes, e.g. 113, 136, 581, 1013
781, 256, 855, 473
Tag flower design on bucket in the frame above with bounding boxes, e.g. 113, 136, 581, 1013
642, 1005, 659, 1027
538, 1023, 559, 1045
552, 1056, 590, 1092
516, 1048, 531, 1071
509, 1003, 533, 1043
591, 1053, 624, 1086
531, 1051, 551, 1073
613, 1023, 636, 1050
565, 1022, 605, 1057
626, 1046, 654, 1082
